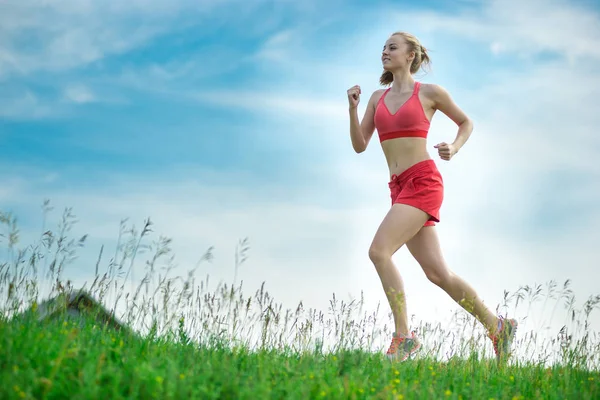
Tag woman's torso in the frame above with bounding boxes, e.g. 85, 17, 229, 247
372, 82, 437, 177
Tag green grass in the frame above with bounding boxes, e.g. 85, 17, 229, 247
1, 203, 599, 399
2, 315, 598, 399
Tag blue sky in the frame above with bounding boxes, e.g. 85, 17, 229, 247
2, 0, 600, 353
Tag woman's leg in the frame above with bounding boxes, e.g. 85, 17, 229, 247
368, 203, 430, 336
405, 226, 499, 334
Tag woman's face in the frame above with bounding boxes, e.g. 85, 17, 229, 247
381, 35, 413, 72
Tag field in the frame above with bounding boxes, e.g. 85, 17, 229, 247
1, 205, 599, 399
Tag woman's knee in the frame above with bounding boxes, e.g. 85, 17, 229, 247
425, 267, 452, 287
368, 244, 391, 266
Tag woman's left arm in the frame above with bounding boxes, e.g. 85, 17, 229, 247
429, 84, 474, 159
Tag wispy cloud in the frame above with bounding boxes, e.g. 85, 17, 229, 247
0, 0, 273, 78
0, 89, 56, 119
406, 0, 600, 62
63, 84, 95, 104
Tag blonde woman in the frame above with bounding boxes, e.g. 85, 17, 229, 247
347, 31, 517, 363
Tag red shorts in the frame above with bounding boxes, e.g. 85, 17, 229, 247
388, 159, 444, 227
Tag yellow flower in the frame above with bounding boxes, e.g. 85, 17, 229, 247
179, 373, 185, 380
445, 389, 452, 396
156, 376, 164, 385
14, 386, 25, 399
510, 375, 514, 382
394, 369, 400, 375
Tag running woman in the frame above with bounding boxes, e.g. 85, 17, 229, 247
347, 31, 517, 363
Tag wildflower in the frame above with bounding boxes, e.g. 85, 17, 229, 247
156, 376, 164, 385
13, 386, 25, 398
445, 389, 452, 396
179, 373, 185, 380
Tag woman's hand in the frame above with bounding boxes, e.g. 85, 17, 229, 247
434, 142, 458, 161
347, 85, 361, 109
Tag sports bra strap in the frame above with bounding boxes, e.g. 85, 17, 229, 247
412, 81, 420, 95
377, 88, 391, 105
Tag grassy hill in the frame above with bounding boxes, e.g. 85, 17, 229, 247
1, 206, 599, 399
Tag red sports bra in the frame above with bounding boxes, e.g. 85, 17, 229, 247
374, 82, 431, 142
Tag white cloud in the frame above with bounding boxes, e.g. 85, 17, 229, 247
490, 42, 503, 55
0, 0, 270, 78
0, 90, 56, 119
255, 30, 296, 62
191, 90, 344, 121
404, 0, 600, 62
64, 84, 95, 104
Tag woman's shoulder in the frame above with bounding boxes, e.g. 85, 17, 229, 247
419, 82, 450, 98
368, 88, 388, 103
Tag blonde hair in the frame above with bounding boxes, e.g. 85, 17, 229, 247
379, 32, 431, 86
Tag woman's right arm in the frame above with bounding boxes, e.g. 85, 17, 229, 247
348, 89, 379, 153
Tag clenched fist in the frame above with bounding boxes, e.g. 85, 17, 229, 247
434, 142, 458, 161
347, 85, 361, 108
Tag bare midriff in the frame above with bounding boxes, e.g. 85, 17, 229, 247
381, 137, 431, 178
